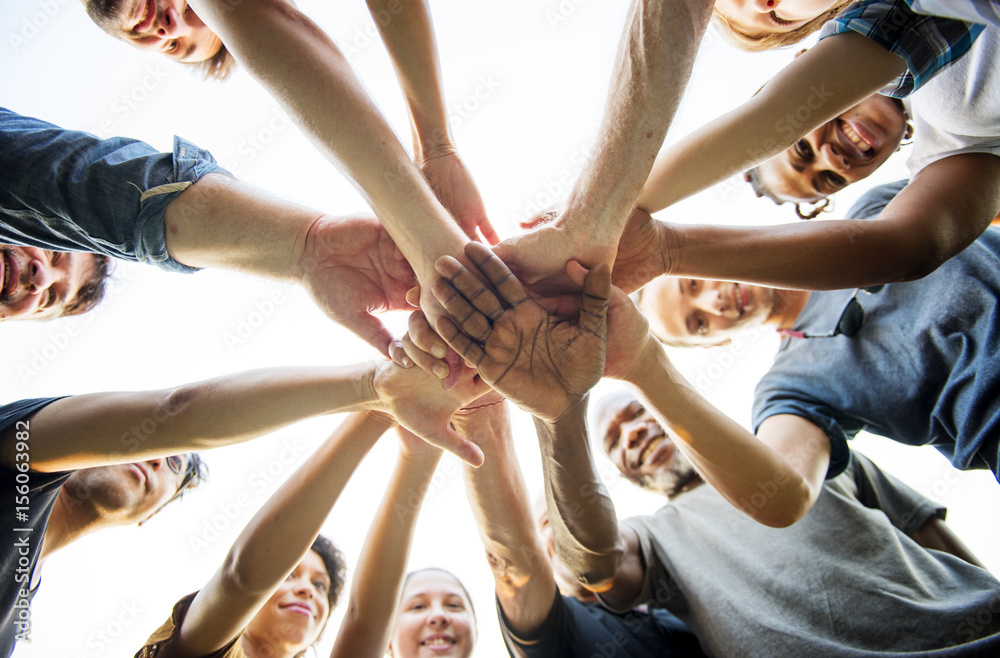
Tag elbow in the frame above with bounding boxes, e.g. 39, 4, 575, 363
219, 545, 265, 598
741, 479, 817, 529
570, 542, 625, 593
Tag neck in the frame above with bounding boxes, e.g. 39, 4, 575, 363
40, 489, 105, 561
241, 626, 302, 658
767, 289, 811, 330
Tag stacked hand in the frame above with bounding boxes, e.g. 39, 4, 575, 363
300, 213, 418, 357
420, 148, 500, 245
430, 242, 611, 423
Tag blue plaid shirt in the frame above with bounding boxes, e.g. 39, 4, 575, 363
819, 0, 985, 97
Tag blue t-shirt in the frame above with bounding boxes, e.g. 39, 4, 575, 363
0, 397, 69, 657
753, 182, 1000, 479
498, 591, 705, 658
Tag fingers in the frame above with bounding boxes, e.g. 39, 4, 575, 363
406, 286, 421, 307
478, 216, 502, 246
464, 241, 529, 306
407, 310, 450, 362
565, 259, 589, 288
434, 315, 486, 369
346, 313, 395, 360
388, 339, 413, 368
429, 428, 485, 468
579, 262, 612, 337
431, 275, 495, 343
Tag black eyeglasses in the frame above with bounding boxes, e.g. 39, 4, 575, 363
164, 453, 205, 502
778, 285, 884, 340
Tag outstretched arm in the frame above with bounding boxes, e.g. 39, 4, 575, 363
189, 0, 468, 301
453, 401, 558, 636
330, 427, 443, 657
164, 175, 418, 356
367, 0, 497, 244
638, 31, 906, 211
174, 411, 395, 657
493, 0, 713, 287
7, 356, 489, 473
621, 153, 1000, 291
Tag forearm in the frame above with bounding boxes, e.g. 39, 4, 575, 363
191, 0, 467, 275
331, 443, 442, 656
638, 32, 906, 211
27, 363, 379, 471
626, 339, 817, 527
661, 216, 934, 290
457, 403, 556, 629
163, 173, 317, 279
561, 0, 711, 247
176, 412, 392, 655
533, 398, 623, 590
367, 0, 451, 158
223, 412, 393, 595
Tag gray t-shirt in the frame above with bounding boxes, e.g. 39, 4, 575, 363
599, 455, 1000, 657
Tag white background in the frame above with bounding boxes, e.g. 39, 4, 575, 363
2, 0, 998, 656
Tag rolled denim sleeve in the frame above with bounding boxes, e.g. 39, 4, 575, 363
0, 107, 230, 273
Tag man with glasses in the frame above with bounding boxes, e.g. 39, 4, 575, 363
0, 353, 488, 656
629, 179, 1000, 527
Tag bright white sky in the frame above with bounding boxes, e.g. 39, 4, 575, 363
2, 1, 998, 656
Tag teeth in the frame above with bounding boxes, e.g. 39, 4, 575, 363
640, 437, 663, 464
841, 121, 871, 153
425, 638, 452, 646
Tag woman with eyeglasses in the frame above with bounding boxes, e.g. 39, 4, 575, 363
136, 410, 458, 658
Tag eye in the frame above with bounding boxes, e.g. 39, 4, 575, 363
769, 10, 794, 26
688, 279, 699, 294
826, 171, 847, 188
313, 580, 329, 593
695, 315, 708, 337
794, 139, 814, 161
165, 39, 179, 54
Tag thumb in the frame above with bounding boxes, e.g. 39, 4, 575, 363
344, 312, 395, 359
421, 425, 485, 467
579, 263, 611, 336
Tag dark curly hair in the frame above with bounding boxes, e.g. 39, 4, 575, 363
310, 534, 347, 612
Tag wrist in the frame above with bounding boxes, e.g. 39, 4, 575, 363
622, 334, 662, 386
534, 393, 590, 432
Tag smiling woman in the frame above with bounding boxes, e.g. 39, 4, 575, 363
389, 569, 477, 658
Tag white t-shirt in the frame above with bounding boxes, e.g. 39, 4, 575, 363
908, 0, 1000, 26
903, 26, 1000, 174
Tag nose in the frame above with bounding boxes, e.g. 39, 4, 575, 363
156, 6, 189, 38
818, 142, 850, 172
750, 0, 777, 13
693, 287, 724, 314
623, 421, 648, 449
26, 258, 54, 296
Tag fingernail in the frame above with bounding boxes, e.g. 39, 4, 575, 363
401, 356, 413, 368
433, 365, 448, 379
431, 345, 447, 359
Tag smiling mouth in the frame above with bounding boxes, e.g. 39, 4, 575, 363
421, 635, 457, 648
283, 603, 314, 617
132, 0, 156, 33
838, 119, 875, 160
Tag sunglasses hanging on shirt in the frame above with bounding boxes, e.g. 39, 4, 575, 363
777, 285, 884, 339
